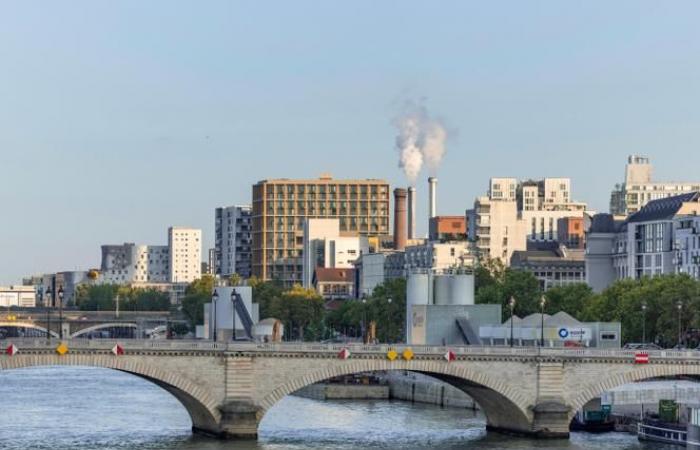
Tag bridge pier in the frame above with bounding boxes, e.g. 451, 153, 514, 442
217, 401, 260, 439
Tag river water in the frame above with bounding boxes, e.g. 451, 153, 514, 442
0, 367, 676, 450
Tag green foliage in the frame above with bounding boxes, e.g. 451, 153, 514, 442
475, 267, 542, 320
582, 274, 700, 346
267, 285, 324, 341
75, 284, 170, 312
325, 278, 407, 343
181, 275, 216, 329
543, 284, 595, 318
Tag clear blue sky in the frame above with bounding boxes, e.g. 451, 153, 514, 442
3, 1, 700, 284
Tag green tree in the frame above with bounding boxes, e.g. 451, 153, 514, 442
543, 284, 595, 318
476, 268, 542, 320
268, 285, 324, 341
181, 275, 216, 329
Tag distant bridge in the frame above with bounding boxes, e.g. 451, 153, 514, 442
0, 310, 170, 338
2, 340, 700, 440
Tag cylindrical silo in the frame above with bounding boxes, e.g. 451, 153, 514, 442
407, 272, 431, 305
433, 275, 452, 305
450, 273, 475, 305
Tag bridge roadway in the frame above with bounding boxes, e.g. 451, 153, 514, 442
1, 339, 700, 440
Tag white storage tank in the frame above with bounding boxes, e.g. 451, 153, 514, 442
449, 273, 475, 305
407, 272, 431, 305
433, 275, 452, 305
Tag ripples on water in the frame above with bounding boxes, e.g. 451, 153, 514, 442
0, 367, 672, 450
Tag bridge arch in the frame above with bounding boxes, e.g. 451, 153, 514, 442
257, 359, 533, 434
0, 354, 222, 436
70, 323, 138, 338
567, 363, 700, 421
0, 322, 59, 338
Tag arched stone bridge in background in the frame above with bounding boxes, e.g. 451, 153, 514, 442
2, 340, 700, 440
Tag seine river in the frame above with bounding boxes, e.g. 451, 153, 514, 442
0, 367, 675, 450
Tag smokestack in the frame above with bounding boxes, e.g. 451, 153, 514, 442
407, 186, 416, 240
393, 188, 408, 251
428, 177, 437, 219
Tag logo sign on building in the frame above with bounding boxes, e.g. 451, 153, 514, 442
555, 327, 591, 341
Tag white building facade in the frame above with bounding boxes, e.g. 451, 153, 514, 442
610, 155, 700, 216
302, 218, 365, 288
469, 177, 587, 265
215, 205, 252, 278
404, 241, 475, 271
674, 215, 700, 280
168, 227, 202, 284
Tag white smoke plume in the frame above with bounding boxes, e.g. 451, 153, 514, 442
394, 101, 447, 184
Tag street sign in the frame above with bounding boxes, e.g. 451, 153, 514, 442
634, 352, 649, 364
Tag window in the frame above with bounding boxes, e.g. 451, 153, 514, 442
600, 332, 617, 341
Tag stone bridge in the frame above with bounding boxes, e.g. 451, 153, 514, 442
1, 339, 700, 440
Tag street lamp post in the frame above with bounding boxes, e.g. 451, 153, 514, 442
231, 289, 237, 342
211, 290, 219, 341
509, 296, 516, 347
361, 296, 367, 343
386, 298, 392, 344
540, 295, 547, 348
58, 286, 64, 340
45, 287, 52, 342
641, 302, 647, 344
677, 301, 683, 348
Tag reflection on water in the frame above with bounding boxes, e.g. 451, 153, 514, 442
0, 367, 673, 450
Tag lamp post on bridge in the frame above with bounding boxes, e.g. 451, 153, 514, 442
45, 287, 52, 342
509, 296, 516, 347
231, 289, 237, 342
540, 295, 547, 348
58, 286, 64, 340
386, 297, 392, 344
361, 295, 367, 343
211, 290, 219, 341
641, 301, 647, 344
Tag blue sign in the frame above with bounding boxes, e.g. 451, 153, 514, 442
558, 328, 569, 338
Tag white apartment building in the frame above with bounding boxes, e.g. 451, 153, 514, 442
215, 205, 252, 278
354, 251, 406, 298
302, 218, 365, 288
586, 193, 700, 292
610, 155, 700, 216
169, 227, 202, 283
469, 177, 587, 264
100, 244, 169, 284
100, 226, 201, 285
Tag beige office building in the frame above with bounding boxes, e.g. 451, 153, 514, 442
251, 176, 390, 285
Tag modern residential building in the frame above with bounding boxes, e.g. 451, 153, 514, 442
312, 268, 356, 300
301, 218, 365, 288
674, 214, 700, 280
510, 245, 586, 291
168, 227, 202, 284
251, 175, 390, 285
609, 155, 700, 216
468, 177, 588, 264
215, 205, 252, 278
101, 244, 170, 284
586, 193, 700, 292
100, 226, 202, 286
429, 216, 467, 241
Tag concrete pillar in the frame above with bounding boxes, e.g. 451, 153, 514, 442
688, 423, 700, 450
393, 188, 407, 251
532, 401, 571, 438
219, 400, 260, 439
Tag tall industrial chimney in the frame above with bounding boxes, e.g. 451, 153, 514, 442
393, 188, 408, 251
428, 177, 437, 219
407, 186, 416, 240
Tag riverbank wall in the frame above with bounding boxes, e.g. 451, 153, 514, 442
295, 383, 390, 400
